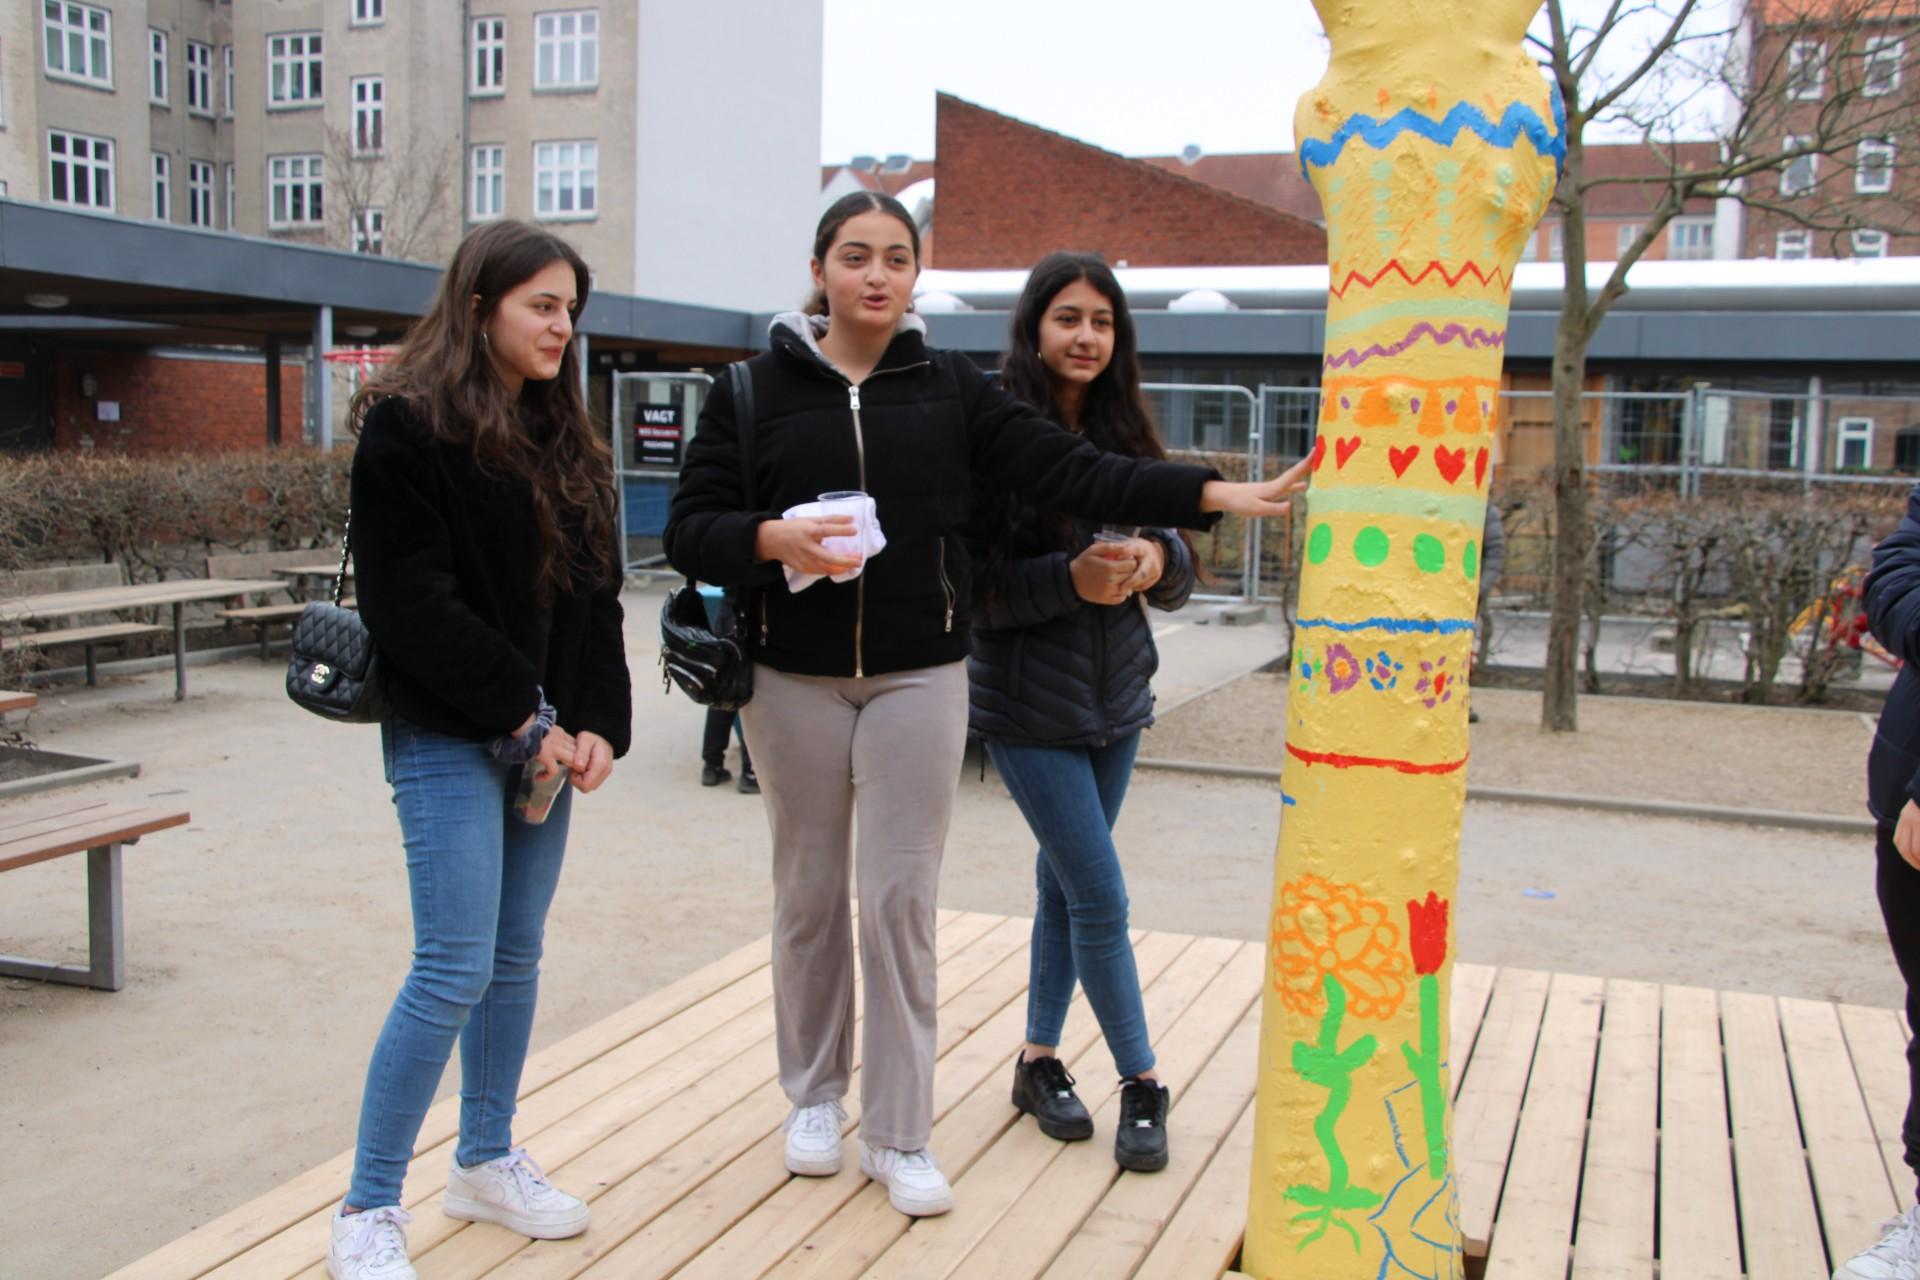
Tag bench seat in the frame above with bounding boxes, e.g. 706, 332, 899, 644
217, 598, 355, 658
0, 623, 169, 685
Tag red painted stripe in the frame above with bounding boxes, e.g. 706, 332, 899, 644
1328, 259, 1514, 299
1286, 743, 1470, 775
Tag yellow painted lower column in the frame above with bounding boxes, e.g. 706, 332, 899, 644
1243, 3, 1558, 1276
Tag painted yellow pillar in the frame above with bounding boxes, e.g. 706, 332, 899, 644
1244, 3, 1558, 1276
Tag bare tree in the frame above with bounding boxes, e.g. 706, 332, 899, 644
321, 124, 460, 264
1534, 0, 1918, 731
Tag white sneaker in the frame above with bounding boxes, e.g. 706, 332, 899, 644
859, 1142, 955, 1217
326, 1205, 416, 1280
782, 1100, 848, 1176
443, 1147, 589, 1240
1839, 1204, 1920, 1279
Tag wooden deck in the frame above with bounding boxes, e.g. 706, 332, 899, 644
109, 911, 1908, 1279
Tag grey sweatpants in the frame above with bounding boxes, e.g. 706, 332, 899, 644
739, 660, 969, 1151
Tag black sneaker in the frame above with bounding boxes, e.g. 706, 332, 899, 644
737, 762, 760, 795
701, 762, 731, 787
1011, 1054, 1093, 1141
1115, 1077, 1169, 1172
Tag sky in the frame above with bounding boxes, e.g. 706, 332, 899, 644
818, 0, 1736, 165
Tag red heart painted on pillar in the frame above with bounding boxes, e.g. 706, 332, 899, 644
1309, 437, 1328, 472
1389, 445, 1420, 478
1434, 446, 1466, 485
1474, 447, 1490, 487
1335, 437, 1362, 469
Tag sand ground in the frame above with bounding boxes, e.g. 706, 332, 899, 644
0, 585, 1897, 1279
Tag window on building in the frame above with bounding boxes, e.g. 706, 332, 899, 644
353, 208, 385, 255
149, 29, 168, 104
1837, 417, 1875, 470
471, 144, 505, 219
44, 2, 112, 87
1899, 427, 1920, 474
352, 78, 385, 154
225, 162, 235, 229
268, 153, 323, 227
1668, 218, 1714, 260
1781, 137, 1818, 196
535, 11, 598, 89
1858, 138, 1895, 195
268, 32, 323, 105
1776, 228, 1813, 259
472, 16, 506, 94
0, 182, 9, 198
186, 40, 212, 115
188, 160, 212, 227
534, 140, 596, 218
1865, 37, 1904, 97
152, 152, 170, 220
49, 130, 114, 210
222, 45, 233, 116
1616, 223, 1642, 259
352, 0, 384, 27
1787, 40, 1826, 99
1545, 222, 1564, 262
1854, 229, 1890, 258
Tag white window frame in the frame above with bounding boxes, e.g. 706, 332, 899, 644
471, 16, 506, 95
471, 143, 505, 220
185, 40, 213, 116
267, 32, 323, 107
188, 159, 212, 227
353, 207, 386, 255
1865, 36, 1904, 97
1857, 138, 1895, 195
534, 10, 598, 90
0, 182, 9, 199
1776, 228, 1813, 259
149, 28, 169, 105
1781, 136, 1818, 196
1616, 223, 1642, 258
1546, 222, 1565, 262
268, 153, 323, 228
351, 0, 385, 28
1787, 39, 1826, 100
1854, 229, 1890, 258
48, 128, 114, 211
151, 152, 169, 220
1669, 217, 1714, 260
43, 2, 113, 88
1837, 417, 1875, 470
533, 139, 596, 219
222, 45, 234, 117
352, 77, 385, 155
224, 162, 235, 230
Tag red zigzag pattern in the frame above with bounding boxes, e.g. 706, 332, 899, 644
1329, 260, 1515, 299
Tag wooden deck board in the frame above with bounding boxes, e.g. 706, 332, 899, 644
115, 916, 1907, 1280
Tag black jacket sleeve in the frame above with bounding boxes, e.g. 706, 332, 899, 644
959, 374, 1222, 531
350, 408, 541, 734
570, 575, 632, 757
1866, 484, 1920, 669
1143, 529, 1196, 612
975, 550, 1080, 631
663, 372, 783, 589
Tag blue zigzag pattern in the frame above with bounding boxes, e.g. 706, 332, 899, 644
1300, 85, 1568, 175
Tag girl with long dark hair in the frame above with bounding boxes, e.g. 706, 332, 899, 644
326, 220, 631, 1280
664, 195, 1305, 1218
970, 252, 1193, 1173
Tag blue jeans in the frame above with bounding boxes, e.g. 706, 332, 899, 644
986, 731, 1155, 1079
346, 718, 573, 1210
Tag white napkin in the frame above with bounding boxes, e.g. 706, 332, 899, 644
781, 496, 887, 593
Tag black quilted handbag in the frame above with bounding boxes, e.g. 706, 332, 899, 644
659, 362, 757, 711
285, 516, 391, 723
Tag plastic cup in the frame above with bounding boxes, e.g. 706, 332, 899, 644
816, 490, 869, 565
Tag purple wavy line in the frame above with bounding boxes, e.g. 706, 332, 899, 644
1324, 323, 1508, 370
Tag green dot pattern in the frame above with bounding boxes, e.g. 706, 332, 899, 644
1414, 534, 1446, 574
1308, 523, 1333, 565
1353, 526, 1390, 568
1464, 540, 1480, 580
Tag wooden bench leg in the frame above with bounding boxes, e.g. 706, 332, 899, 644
85, 643, 99, 686
173, 602, 187, 701
258, 623, 270, 661
0, 841, 126, 991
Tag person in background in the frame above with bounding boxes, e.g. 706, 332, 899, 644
697, 586, 757, 793
1469, 498, 1506, 725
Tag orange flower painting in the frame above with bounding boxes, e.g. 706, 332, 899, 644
1271, 874, 1411, 1021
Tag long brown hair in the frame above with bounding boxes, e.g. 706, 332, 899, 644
351, 220, 617, 599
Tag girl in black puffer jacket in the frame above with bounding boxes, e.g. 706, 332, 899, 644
665, 197, 1306, 1219
969, 253, 1198, 1175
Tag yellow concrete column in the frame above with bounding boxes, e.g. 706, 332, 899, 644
1243, 3, 1558, 1275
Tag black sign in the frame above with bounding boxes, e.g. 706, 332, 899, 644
634, 403, 684, 469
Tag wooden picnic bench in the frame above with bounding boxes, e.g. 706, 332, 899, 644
206, 551, 348, 658
0, 689, 37, 714
0, 796, 190, 991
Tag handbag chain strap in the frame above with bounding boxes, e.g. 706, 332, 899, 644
333, 510, 352, 607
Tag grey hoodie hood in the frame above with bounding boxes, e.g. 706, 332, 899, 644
769, 310, 929, 380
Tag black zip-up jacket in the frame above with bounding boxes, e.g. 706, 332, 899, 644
663, 316, 1221, 679
967, 502, 1196, 747
1865, 482, 1920, 825
350, 396, 632, 755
